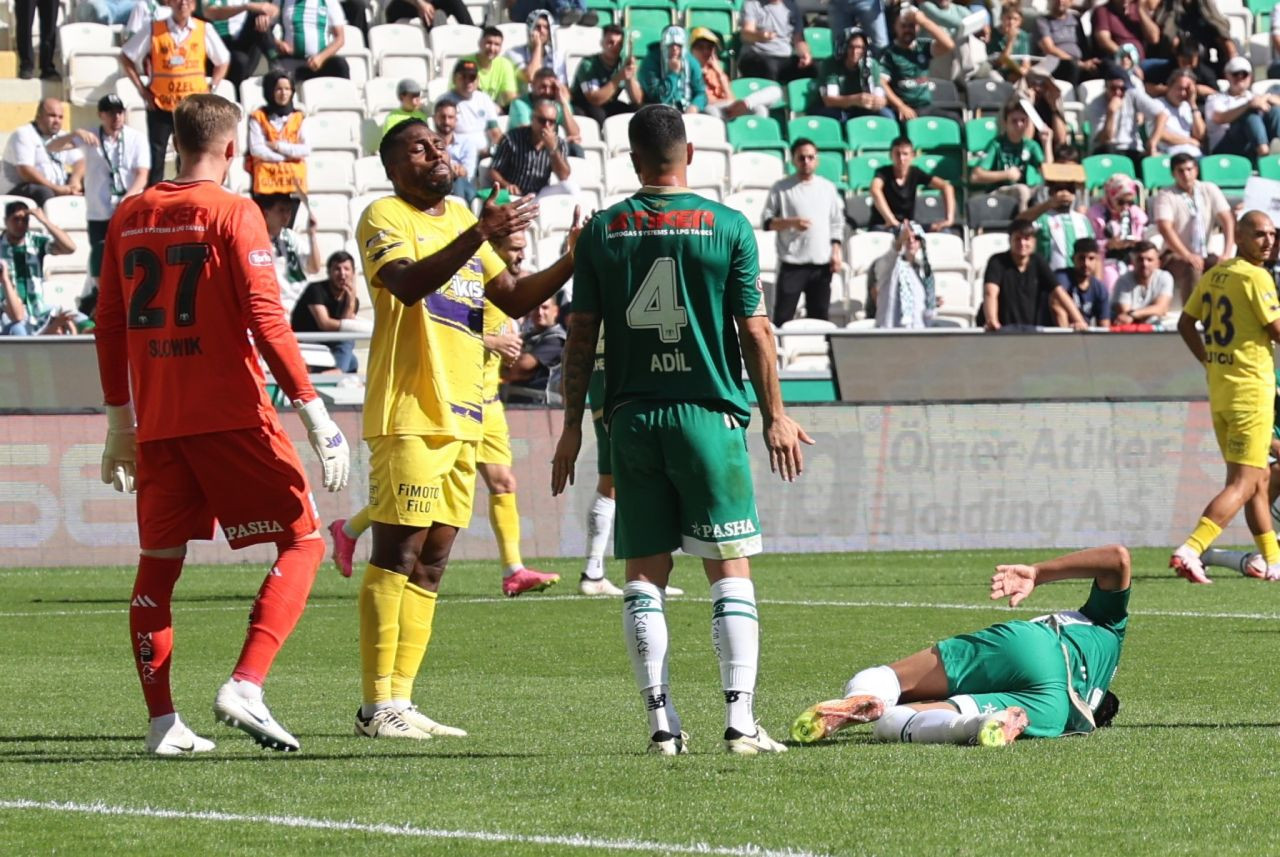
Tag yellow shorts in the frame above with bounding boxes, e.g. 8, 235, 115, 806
1212, 407, 1272, 469
367, 435, 478, 528
477, 400, 512, 467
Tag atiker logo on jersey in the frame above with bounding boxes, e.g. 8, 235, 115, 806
608, 209, 715, 233
248, 249, 274, 267
223, 520, 285, 541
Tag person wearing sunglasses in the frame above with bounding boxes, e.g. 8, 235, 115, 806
1206, 56, 1280, 163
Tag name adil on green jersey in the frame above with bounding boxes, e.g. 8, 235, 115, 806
607, 209, 715, 237
651, 351, 692, 373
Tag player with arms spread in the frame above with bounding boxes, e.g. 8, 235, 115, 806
352, 119, 579, 740
1172, 211, 1280, 583
95, 93, 351, 756
552, 104, 813, 756
790, 545, 1129, 747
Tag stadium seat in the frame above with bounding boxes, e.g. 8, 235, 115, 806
605, 154, 642, 194
846, 152, 890, 192
496, 22, 529, 51
364, 77, 402, 117
43, 196, 88, 233
368, 24, 432, 80
1258, 153, 1280, 181
846, 230, 894, 275
42, 274, 85, 312
559, 25, 603, 59
300, 77, 365, 116
729, 150, 785, 190
787, 115, 844, 150
777, 318, 837, 369
689, 148, 729, 195
301, 152, 356, 196
812, 151, 847, 188
43, 244, 90, 276
1200, 154, 1253, 197
429, 24, 483, 75
923, 232, 969, 276
787, 78, 817, 117
755, 228, 778, 282
965, 116, 998, 158
967, 192, 1019, 233
969, 231, 1010, 276
727, 116, 786, 157
731, 77, 777, 101
906, 116, 962, 154
966, 79, 1014, 117
933, 271, 976, 317
58, 22, 114, 67
683, 113, 730, 149
336, 26, 372, 85
603, 112, 634, 155
804, 27, 833, 60
240, 76, 267, 114
307, 114, 364, 158
535, 194, 585, 236
1141, 155, 1173, 191
587, 0, 619, 25
566, 155, 604, 195
623, 1, 677, 47
68, 52, 121, 107
844, 192, 875, 229
912, 192, 946, 226
1082, 153, 1137, 192
225, 157, 250, 194
724, 189, 768, 228
845, 115, 897, 154
924, 78, 965, 116
682, 0, 734, 37
380, 54, 432, 84
913, 153, 962, 186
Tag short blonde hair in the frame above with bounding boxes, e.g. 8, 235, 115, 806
173, 93, 242, 156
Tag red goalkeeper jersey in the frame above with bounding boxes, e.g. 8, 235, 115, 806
95, 180, 315, 442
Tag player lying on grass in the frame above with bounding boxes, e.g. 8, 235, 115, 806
790, 545, 1128, 747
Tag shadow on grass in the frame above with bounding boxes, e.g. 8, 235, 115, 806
31, 593, 354, 606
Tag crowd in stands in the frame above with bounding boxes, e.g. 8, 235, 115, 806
7, 0, 1280, 377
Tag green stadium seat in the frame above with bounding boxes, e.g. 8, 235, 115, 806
731, 77, 776, 101
905, 116, 962, 154
1142, 155, 1173, 190
625, 24, 666, 54
965, 117, 997, 154
913, 153, 962, 186
680, 0, 734, 35
727, 115, 786, 158
1083, 154, 1137, 192
1200, 154, 1253, 195
1248, 0, 1278, 13
846, 115, 898, 154
586, 0, 618, 26
798, 150, 845, 188
804, 27, 833, 61
1258, 153, 1280, 181
847, 152, 891, 191
787, 78, 817, 116
622, 0, 676, 32
787, 115, 844, 149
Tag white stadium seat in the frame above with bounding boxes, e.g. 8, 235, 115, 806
754, 229, 778, 283
44, 196, 88, 233
688, 149, 728, 196
604, 154, 640, 195
43, 244, 91, 276
364, 77, 403, 116
603, 113, 633, 155
353, 156, 393, 194
536, 194, 585, 236
68, 52, 122, 107
723, 190, 768, 229
42, 274, 87, 312
306, 151, 359, 195
300, 76, 365, 115
777, 318, 837, 369
59, 22, 114, 66
337, 25, 373, 84
306, 113, 364, 158
240, 75, 267, 114
430, 24, 483, 75
969, 232, 1010, 278
564, 155, 603, 195
300, 192, 356, 235
729, 151, 785, 191
558, 25, 602, 59
847, 231, 894, 275
496, 22, 528, 51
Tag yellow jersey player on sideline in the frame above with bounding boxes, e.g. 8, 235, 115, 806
1172, 210, 1280, 584
328, 231, 563, 597
350, 118, 579, 741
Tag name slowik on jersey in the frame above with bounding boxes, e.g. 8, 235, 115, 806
148, 336, 202, 358
223, 520, 285, 540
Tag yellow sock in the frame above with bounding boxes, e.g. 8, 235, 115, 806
1185, 518, 1223, 555
358, 564, 407, 706
345, 506, 372, 538
1255, 531, 1280, 566
390, 582, 438, 702
489, 492, 523, 571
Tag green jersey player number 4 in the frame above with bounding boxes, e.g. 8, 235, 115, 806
552, 105, 813, 757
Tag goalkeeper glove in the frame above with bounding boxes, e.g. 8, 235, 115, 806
101, 403, 137, 494
295, 397, 350, 492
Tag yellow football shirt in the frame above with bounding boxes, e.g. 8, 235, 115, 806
482, 301, 515, 404
1186, 257, 1280, 410
357, 195, 507, 440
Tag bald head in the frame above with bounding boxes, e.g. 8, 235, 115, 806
1238, 210, 1277, 266
34, 98, 64, 136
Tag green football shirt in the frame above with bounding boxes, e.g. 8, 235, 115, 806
1058, 583, 1128, 732
978, 135, 1045, 186
572, 188, 763, 425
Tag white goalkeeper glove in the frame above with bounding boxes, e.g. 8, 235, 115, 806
295, 397, 350, 492
101, 403, 137, 494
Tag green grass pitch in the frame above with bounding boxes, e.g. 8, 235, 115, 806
4, 548, 1280, 855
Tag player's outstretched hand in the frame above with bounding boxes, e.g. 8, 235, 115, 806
564, 205, 583, 257
478, 180, 539, 240
101, 403, 137, 494
551, 424, 582, 496
764, 415, 815, 482
991, 564, 1037, 607
295, 397, 350, 492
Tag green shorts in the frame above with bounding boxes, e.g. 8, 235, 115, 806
936, 620, 1071, 738
593, 416, 611, 476
609, 400, 762, 560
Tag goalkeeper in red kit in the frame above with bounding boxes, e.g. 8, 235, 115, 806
94, 94, 351, 755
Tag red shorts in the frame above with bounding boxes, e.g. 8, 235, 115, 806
135, 422, 320, 551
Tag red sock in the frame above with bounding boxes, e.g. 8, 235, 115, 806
130, 555, 185, 718
232, 536, 323, 685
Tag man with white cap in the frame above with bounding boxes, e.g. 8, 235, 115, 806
1206, 56, 1280, 161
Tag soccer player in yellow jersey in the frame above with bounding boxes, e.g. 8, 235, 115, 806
329, 231, 563, 598
1173, 211, 1280, 584
351, 118, 579, 740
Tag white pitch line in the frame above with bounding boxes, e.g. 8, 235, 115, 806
0, 799, 830, 857
0, 594, 1277, 623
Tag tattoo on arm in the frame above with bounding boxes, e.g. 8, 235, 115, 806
560, 312, 599, 428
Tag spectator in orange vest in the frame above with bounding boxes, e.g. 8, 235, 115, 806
246, 70, 310, 196
120, 0, 231, 186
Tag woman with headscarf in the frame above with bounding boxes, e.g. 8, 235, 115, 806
246, 69, 310, 196
1086, 173, 1147, 292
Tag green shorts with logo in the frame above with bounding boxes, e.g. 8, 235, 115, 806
608, 400, 762, 560
936, 620, 1071, 738
593, 416, 611, 476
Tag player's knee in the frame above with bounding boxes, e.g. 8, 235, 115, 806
141, 545, 187, 559
1106, 544, 1131, 576
490, 474, 518, 494
280, 532, 326, 565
